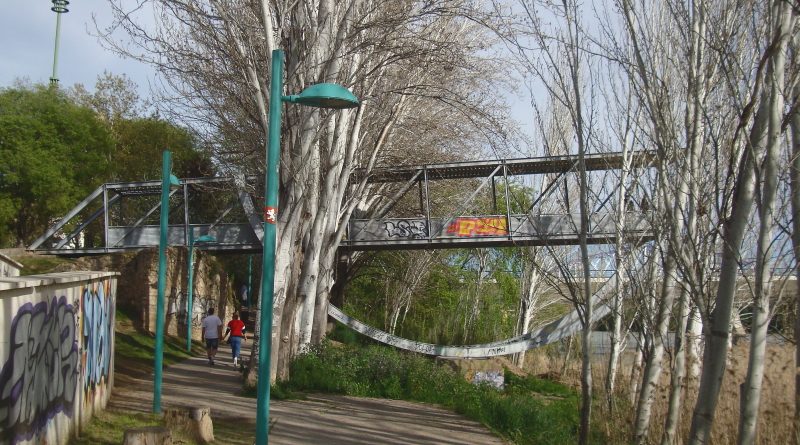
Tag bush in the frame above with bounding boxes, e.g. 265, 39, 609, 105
280, 341, 589, 444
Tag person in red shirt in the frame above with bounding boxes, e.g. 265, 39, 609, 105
223, 311, 247, 367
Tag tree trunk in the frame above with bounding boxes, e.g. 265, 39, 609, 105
634, 258, 677, 444
606, 140, 632, 409
661, 289, 690, 445
789, 29, 800, 445
630, 339, 645, 406
686, 305, 704, 385
737, 4, 789, 441
688, 36, 777, 445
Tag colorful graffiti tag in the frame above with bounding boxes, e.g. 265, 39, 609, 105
82, 284, 114, 393
0, 297, 79, 444
446, 217, 508, 237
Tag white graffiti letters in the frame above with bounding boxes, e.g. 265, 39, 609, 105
0, 297, 79, 444
83, 286, 113, 389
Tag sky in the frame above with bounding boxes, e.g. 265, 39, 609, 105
0, 2, 155, 94
0, 2, 535, 150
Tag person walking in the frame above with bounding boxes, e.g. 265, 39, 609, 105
223, 311, 247, 367
201, 307, 223, 365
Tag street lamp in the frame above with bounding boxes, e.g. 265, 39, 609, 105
153, 150, 181, 414
255, 49, 359, 445
186, 233, 217, 352
49, 0, 70, 86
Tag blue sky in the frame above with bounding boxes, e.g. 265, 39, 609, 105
0, 2, 155, 94
0, 2, 534, 151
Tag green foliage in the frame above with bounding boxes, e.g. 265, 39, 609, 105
280, 341, 588, 444
344, 249, 521, 346
13, 254, 76, 274
113, 117, 213, 182
0, 85, 114, 246
0, 78, 216, 248
327, 322, 361, 345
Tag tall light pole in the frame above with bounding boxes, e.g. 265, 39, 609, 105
49, 0, 70, 86
186, 233, 217, 352
153, 150, 181, 414
255, 49, 359, 445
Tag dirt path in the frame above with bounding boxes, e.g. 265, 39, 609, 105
110, 343, 505, 444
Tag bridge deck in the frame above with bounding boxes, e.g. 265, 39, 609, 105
29, 151, 654, 255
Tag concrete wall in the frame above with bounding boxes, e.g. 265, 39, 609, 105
0, 271, 118, 445
0, 253, 23, 278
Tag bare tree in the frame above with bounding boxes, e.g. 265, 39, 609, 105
790, 24, 800, 445
98, 0, 512, 382
738, 3, 795, 443
688, 2, 795, 442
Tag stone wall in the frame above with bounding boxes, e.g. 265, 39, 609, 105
57, 248, 232, 342
0, 271, 118, 445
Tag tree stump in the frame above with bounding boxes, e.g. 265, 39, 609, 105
164, 406, 214, 443
122, 426, 172, 445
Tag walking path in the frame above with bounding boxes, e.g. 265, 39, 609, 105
110, 343, 505, 444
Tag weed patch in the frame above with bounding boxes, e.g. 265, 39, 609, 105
279, 342, 589, 445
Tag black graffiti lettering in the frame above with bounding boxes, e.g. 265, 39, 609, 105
487, 347, 506, 355
383, 220, 427, 239
0, 297, 79, 443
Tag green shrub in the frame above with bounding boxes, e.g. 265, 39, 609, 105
281, 341, 590, 444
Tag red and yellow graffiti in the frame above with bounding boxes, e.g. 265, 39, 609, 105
446, 217, 508, 237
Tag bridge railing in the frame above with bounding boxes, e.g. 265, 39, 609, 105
343, 212, 652, 249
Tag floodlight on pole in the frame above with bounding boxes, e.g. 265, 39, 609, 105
49, 0, 69, 86
255, 49, 359, 445
186, 233, 217, 352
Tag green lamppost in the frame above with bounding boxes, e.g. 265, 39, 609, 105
186, 233, 217, 352
49, 0, 70, 86
153, 150, 181, 414
255, 49, 359, 445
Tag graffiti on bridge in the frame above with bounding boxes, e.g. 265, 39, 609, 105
446, 217, 508, 237
82, 284, 114, 393
383, 220, 427, 239
0, 297, 79, 444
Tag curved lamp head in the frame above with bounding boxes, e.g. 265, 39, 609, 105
194, 235, 217, 244
284, 83, 359, 109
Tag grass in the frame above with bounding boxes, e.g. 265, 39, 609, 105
72, 411, 187, 445
73, 410, 255, 445
278, 341, 590, 445
14, 254, 77, 274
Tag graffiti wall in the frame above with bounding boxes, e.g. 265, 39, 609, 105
0, 271, 117, 445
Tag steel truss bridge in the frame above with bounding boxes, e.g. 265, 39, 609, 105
29, 151, 655, 256
27, 150, 656, 358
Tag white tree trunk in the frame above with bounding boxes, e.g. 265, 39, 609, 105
606, 134, 633, 407
662, 289, 690, 445
634, 260, 677, 444
737, 4, 790, 442
788, 30, 800, 443
688, 22, 781, 441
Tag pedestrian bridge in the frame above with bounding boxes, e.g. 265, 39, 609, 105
28, 151, 655, 255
